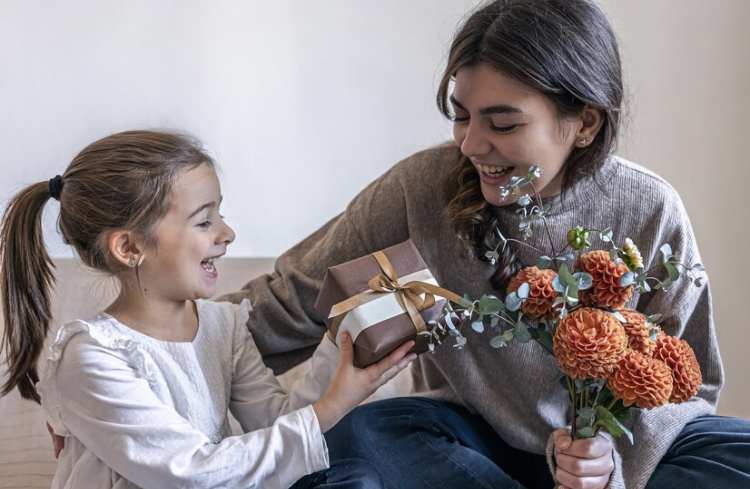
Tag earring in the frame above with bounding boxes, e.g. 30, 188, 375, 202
579, 137, 591, 145
128, 258, 138, 268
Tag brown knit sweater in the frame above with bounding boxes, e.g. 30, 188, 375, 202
222, 143, 721, 489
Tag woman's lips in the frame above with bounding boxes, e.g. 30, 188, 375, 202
474, 163, 515, 185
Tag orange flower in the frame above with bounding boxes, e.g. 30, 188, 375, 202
553, 307, 628, 380
579, 250, 633, 310
606, 349, 674, 409
654, 336, 702, 403
507, 266, 561, 321
618, 309, 656, 357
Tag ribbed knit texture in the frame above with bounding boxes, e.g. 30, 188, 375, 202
227, 143, 722, 489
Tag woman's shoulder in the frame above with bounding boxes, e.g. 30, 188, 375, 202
609, 155, 682, 201
388, 141, 461, 177
357, 142, 460, 207
604, 155, 688, 214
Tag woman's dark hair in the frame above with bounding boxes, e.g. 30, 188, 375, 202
439, 0, 624, 290
1, 130, 214, 403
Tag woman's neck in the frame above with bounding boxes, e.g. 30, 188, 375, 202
105, 290, 199, 342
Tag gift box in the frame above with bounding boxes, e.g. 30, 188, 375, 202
314, 240, 462, 368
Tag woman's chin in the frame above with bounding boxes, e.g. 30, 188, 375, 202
481, 184, 517, 207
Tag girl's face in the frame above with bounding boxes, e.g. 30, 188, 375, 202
138, 163, 235, 302
451, 63, 584, 206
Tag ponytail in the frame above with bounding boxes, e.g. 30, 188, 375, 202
1, 181, 57, 403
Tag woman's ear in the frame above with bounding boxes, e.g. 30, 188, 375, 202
108, 230, 144, 268
575, 106, 605, 148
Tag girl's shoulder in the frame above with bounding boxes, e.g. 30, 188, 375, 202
195, 299, 253, 371
37, 314, 159, 435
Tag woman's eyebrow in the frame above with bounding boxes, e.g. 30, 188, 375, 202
450, 94, 524, 115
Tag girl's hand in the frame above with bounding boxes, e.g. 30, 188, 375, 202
47, 422, 65, 459
553, 429, 614, 489
313, 331, 416, 433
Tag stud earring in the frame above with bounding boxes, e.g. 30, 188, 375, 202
579, 137, 591, 145
128, 258, 138, 267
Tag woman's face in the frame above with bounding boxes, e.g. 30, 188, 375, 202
451, 63, 584, 206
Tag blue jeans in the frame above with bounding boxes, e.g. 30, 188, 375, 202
290, 458, 384, 489
320, 397, 750, 489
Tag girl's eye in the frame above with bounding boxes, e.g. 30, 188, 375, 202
491, 124, 518, 134
198, 221, 211, 230
451, 115, 469, 123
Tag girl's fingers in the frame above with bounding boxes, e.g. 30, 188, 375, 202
378, 353, 417, 384
338, 332, 354, 366
367, 340, 415, 377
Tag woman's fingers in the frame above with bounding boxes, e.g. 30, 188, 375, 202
555, 468, 609, 489
554, 432, 614, 489
557, 434, 612, 459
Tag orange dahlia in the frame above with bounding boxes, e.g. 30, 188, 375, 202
579, 250, 634, 310
553, 307, 628, 380
606, 349, 674, 409
618, 309, 656, 357
654, 336, 702, 403
507, 266, 561, 321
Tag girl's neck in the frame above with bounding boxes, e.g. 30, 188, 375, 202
105, 291, 199, 343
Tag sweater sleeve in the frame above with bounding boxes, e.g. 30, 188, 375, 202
219, 156, 415, 374
605, 191, 720, 489
54, 334, 328, 489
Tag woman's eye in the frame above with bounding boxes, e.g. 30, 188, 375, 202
198, 221, 211, 230
452, 115, 470, 123
491, 124, 518, 134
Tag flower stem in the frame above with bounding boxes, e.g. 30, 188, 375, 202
566, 376, 577, 438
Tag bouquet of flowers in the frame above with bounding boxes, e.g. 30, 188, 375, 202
422, 167, 705, 445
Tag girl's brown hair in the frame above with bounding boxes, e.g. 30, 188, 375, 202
439, 0, 624, 290
1, 130, 214, 402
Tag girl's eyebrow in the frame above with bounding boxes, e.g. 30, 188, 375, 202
449, 94, 524, 115
187, 196, 223, 219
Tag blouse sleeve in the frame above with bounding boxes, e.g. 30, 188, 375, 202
229, 301, 340, 432
54, 333, 328, 489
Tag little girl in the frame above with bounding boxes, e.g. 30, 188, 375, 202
0, 130, 415, 489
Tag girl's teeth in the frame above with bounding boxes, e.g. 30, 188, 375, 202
201, 257, 219, 272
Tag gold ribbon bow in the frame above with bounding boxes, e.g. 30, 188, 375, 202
329, 250, 463, 341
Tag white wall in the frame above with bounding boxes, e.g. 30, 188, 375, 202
1, 0, 748, 418
0, 0, 477, 257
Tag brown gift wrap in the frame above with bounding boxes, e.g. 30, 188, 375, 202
314, 240, 462, 368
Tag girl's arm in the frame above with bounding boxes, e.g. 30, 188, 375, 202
52, 333, 328, 489
229, 316, 415, 434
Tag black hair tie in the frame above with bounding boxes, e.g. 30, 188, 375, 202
49, 175, 63, 201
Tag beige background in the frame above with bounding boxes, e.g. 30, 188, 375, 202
599, 0, 750, 419
1, 5, 748, 485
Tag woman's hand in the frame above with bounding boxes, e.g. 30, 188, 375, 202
553, 429, 614, 489
313, 331, 416, 433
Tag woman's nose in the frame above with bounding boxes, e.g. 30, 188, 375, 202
457, 121, 492, 157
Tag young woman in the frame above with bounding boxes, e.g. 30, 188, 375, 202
0, 130, 415, 489
222, 1, 750, 488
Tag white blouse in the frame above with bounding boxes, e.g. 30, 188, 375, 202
37, 299, 339, 489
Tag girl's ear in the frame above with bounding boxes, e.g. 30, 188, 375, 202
574, 106, 605, 148
108, 230, 144, 268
